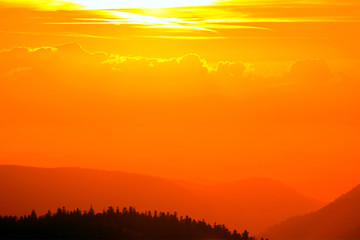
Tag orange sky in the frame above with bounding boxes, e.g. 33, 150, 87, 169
0, 0, 360, 202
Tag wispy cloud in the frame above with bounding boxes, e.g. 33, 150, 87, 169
1, 0, 359, 40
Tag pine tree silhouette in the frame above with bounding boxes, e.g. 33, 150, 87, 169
0, 206, 255, 239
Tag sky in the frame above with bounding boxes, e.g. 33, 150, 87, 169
0, 0, 360, 202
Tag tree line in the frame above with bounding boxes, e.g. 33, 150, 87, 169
0, 206, 260, 239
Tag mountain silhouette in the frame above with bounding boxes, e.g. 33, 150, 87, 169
177, 177, 323, 233
0, 165, 203, 218
0, 165, 322, 233
261, 184, 360, 239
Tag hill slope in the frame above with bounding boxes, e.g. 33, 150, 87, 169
261, 184, 360, 239
178, 177, 323, 234
0, 165, 203, 217
0, 165, 322, 233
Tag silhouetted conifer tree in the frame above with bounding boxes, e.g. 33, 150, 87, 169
242, 230, 250, 240
0, 206, 256, 240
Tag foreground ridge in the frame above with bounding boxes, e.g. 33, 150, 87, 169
0, 206, 256, 239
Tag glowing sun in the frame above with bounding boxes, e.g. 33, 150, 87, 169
69, 0, 215, 9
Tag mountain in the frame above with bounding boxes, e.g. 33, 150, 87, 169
0, 165, 322, 233
177, 177, 323, 233
0, 165, 204, 217
261, 184, 360, 239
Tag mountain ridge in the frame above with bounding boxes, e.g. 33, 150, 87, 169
0, 164, 322, 234
261, 184, 360, 239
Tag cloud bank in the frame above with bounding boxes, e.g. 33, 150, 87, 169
0, 43, 360, 189
0, 43, 339, 97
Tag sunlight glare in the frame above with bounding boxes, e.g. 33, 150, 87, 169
69, 0, 215, 9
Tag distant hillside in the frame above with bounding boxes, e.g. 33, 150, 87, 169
0, 165, 202, 217
261, 184, 360, 239
178, 177, 323, 234
0, 165, 322, 233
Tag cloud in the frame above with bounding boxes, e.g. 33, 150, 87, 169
104, 53, 208, 75
215, 61, 249, 78
5, 66, 33, 77
285, 59, 333, 84
2, 43, 354, 130
0, 43, 342, 100
0, 0, 79, 10
0, 43, 359, 171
